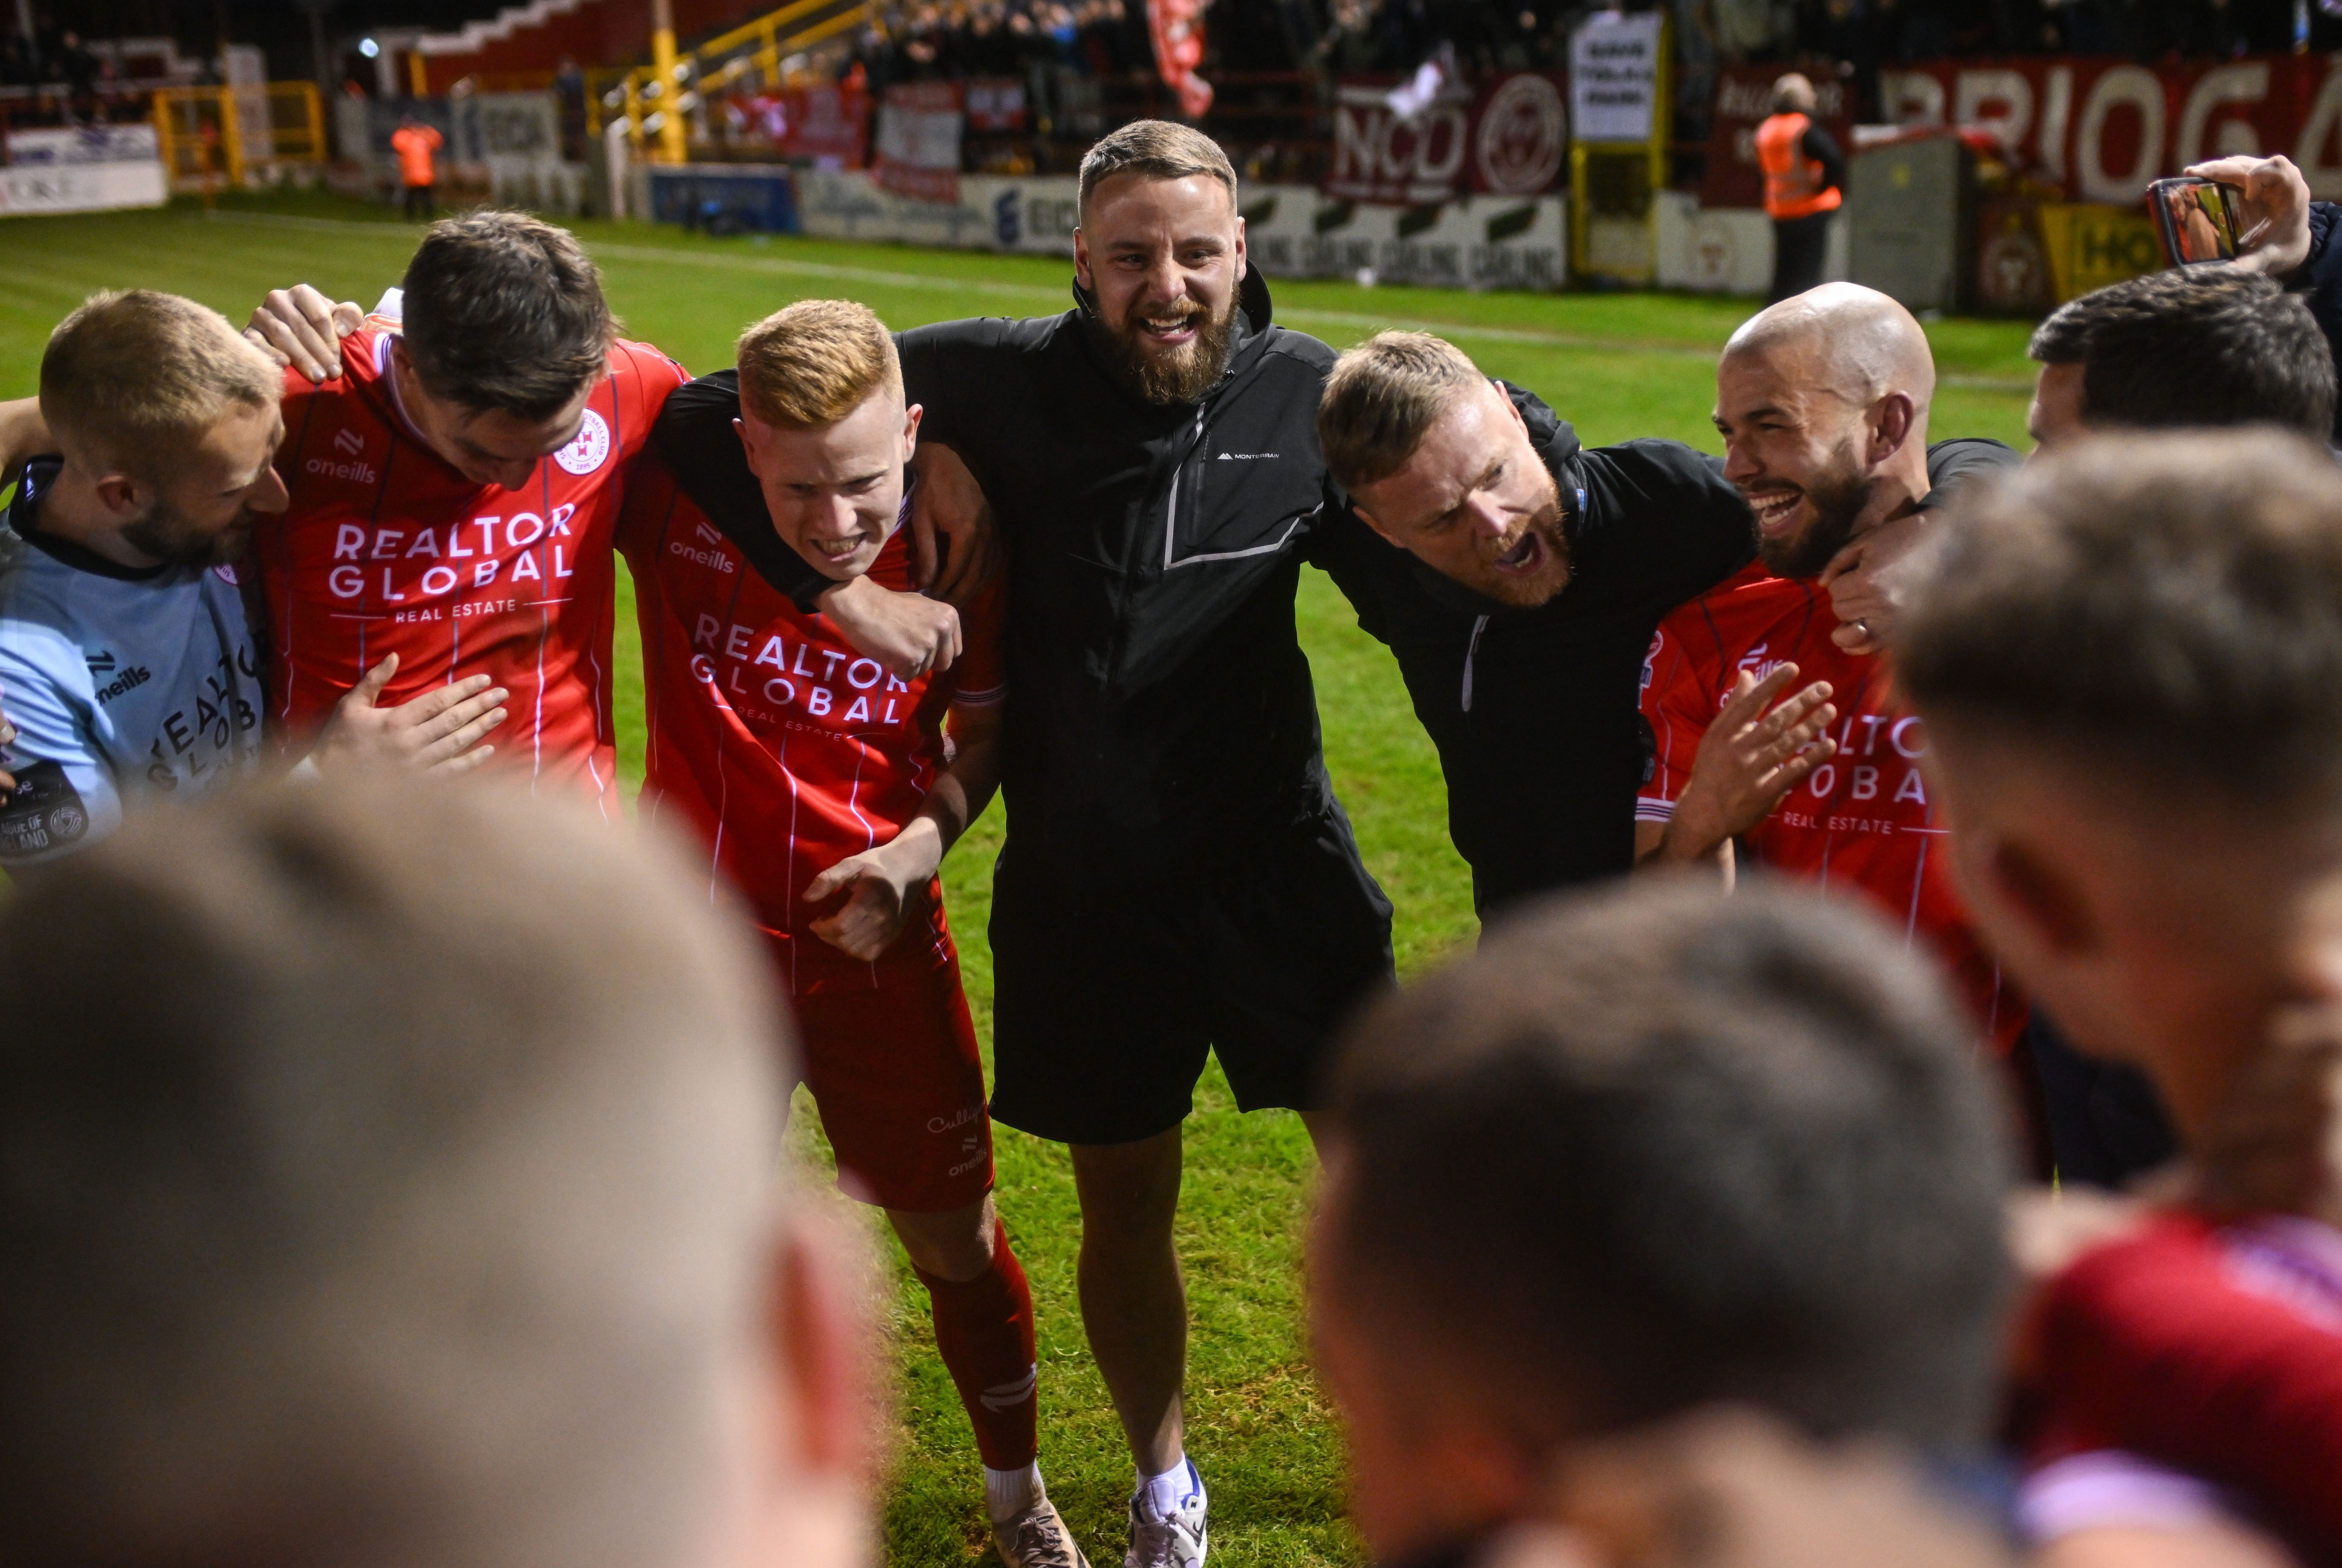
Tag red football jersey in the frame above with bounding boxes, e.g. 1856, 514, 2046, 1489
1639, 562, 2024, 1053
618, 451, 1006, 997
263, 319, 687, 816
2025, 1213, 2342, 1562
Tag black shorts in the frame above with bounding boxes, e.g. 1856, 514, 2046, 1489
986, 803, 1396, 1145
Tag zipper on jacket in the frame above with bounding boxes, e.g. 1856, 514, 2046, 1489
1162, 406, 1207, 570
1461, 613, 1490, 713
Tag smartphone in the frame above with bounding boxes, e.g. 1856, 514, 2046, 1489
2148, 176, 2245, 267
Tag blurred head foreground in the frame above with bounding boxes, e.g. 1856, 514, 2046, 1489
1899, 430, 2342, 1145
0, 778, 866, 1568
1312, 878, 2014, 1561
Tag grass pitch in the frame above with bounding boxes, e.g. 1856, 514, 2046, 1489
0, 190, 2039, 1567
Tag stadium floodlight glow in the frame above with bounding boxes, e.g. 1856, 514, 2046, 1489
358, 36, 380, 56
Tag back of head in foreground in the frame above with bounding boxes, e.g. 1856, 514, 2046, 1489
1895, 430, 2342, 1140
1313, 878, 2014, 1557
0, 775, 802, 1568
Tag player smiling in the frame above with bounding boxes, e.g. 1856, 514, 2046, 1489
1635, 284, 2026, 1072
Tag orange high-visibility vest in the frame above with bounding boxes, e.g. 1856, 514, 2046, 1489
1756, 112, 1841, 220
391, 123, 442, 187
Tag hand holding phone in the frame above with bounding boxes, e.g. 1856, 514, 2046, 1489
2185, 153, 2316, 279
2149, 175, 2245, 267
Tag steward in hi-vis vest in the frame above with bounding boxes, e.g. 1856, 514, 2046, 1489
1756, 74, 1847, 303
1757, 111, 1842, 220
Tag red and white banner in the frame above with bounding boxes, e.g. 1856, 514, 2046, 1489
1326, 70, 1567, 206
1708, 53, 2342, 208
874, 82, 962, 204
782, 83, 870, 168
1147, 0, 1212, 120
963, 79, 1028, 133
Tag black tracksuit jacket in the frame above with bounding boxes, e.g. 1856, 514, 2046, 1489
650, 278, 1996, 913
656, 269, 1354, 890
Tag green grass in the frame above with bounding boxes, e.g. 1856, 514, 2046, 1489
0, 189, 2040, 1568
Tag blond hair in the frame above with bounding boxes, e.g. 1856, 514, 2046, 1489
735, 298, 901, 429
1315, 331, 1485, 492
39, 290, 281, 475
1077, 119, 1237, 213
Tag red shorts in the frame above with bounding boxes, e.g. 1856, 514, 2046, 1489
780, 931, 995, 1214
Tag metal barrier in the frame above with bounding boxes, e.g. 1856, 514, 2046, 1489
151, 83, 326, 191
607, 0, 869, 162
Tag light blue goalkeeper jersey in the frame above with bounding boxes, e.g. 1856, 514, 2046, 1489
0, 457, 264, 866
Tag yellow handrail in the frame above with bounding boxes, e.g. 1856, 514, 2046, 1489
150, 83, 326, 192
612, 0, 869, 162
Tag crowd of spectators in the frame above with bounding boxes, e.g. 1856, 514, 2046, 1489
841, 0, 2342, 97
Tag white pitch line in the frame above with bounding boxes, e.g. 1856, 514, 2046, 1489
196, 209, 2036, 392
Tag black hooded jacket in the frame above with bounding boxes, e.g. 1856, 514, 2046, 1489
655, 269, 1352, 887
1311, 393, 1755, 915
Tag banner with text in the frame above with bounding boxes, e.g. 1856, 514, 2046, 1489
788, 170, 1566, 290
1324, 70, 1567, 206
1569, 11, 1664, 143
1710, 53, 2342, 207
783, 83, 870, 167
874, 82, 963, 204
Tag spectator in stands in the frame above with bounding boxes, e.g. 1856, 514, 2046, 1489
0, 775, 879, 1568
1757, 72, 1844, 303
1312, 877, 2016, 1568
1, 31, 38, 90
2024, 268, 2335, 450
51, 27, 96, 120
391, 114, 444, 222
1896, 430, 2342, 1565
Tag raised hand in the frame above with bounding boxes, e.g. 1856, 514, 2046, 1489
1658, 664, 1837, 866
2186, 153, 2313, 280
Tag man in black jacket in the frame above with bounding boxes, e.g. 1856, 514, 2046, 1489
1308, 336, 1754, 915
658, 121, 1385, 1568
649, 125, 1758, 1561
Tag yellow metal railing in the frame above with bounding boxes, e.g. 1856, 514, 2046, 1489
152, 83, 325, 191
607, 0, 869, 163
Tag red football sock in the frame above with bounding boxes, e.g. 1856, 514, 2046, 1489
914, 1217, 1039, 1471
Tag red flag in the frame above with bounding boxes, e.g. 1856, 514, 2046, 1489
1147, 0, 1213, 120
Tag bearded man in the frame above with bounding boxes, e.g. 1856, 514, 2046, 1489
648, 120, 1394, 1568
1632, 283, 2031, 1136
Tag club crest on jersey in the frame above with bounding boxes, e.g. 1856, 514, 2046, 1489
554, 409, 611, 475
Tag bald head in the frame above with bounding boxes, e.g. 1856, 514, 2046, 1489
1771, 73, 1816, 115
1724, 283, 1936, 417
1713, 285, 1939, 578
